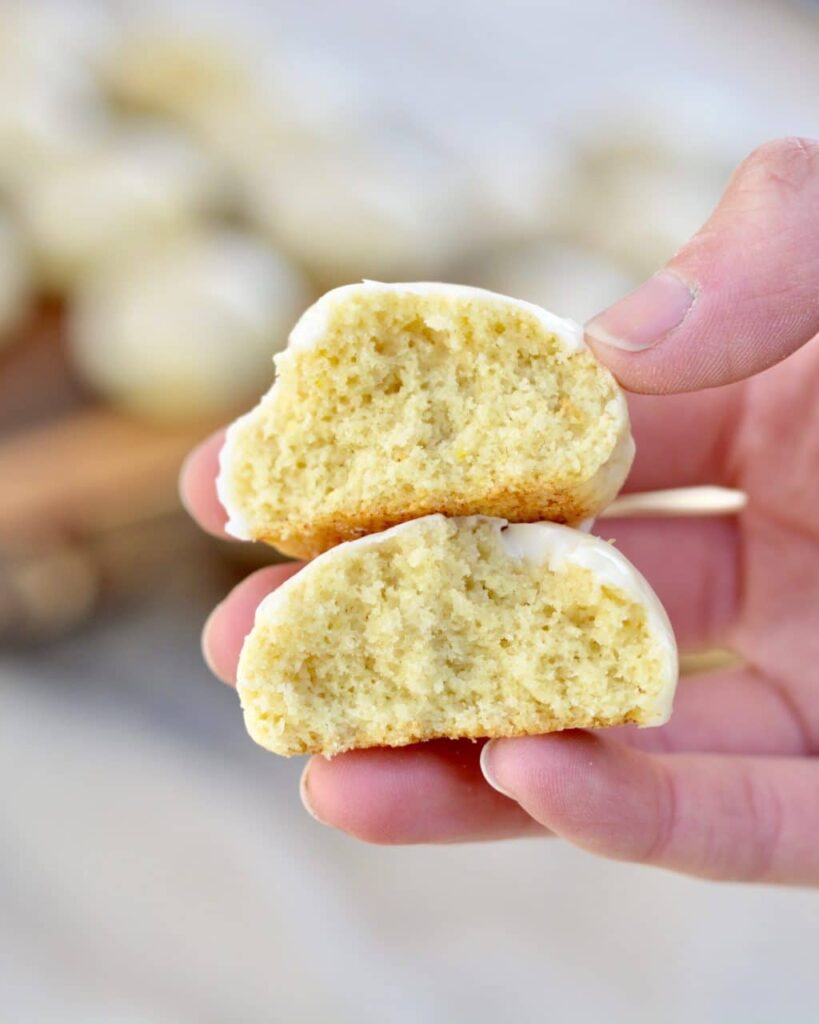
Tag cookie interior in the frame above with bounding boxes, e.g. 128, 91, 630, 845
222, 286, 629, 557
238, 516, 674, 756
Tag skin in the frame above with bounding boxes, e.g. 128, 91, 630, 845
181, 137, 819, 884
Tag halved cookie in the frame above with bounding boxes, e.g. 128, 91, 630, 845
217, 282, 634, 558
237, 515, 677, 756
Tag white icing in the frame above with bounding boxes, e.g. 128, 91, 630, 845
217, 411, 254, 539
248, 514, 678, 725
287, 280, 586, 353
572, 401, 636, 516
499, 520, 636, 594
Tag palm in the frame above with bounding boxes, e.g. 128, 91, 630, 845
621, 337, 819, 759
731, 340, 819, 748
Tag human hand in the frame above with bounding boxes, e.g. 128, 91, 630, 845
181, 138, 819, 884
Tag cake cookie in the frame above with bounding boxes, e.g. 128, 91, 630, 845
218, 282, 635, 558
237, 515, 677, 756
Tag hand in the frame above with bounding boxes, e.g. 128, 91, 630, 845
181, 138, 819, 884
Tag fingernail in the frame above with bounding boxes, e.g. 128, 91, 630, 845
479, 740, 518, 800
200, 603, 222, 679
299, 761, 329, 825
585, 270, 696, 352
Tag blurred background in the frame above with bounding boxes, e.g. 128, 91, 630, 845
1, 0, 818, 1020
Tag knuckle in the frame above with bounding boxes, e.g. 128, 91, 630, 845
640, 760, 678, 865
732, 767, 784, 882
640, 762, 785, 883
737, 770, 782, 880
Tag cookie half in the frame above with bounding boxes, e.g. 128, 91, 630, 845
237, 515, 677, 757
217, 282, 634, 558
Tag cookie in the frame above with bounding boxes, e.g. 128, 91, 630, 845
218, 282, 634, 558
237, 515, 677, 756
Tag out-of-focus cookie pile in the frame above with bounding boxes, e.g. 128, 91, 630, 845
0, 0, 745, 642
0, 1, 740, 411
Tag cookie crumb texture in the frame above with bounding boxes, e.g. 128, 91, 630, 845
219, 283, 633, 558
238, 517, 676, 756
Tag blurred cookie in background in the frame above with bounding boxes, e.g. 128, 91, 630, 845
566, 81, 757, 277
16, 122, 226, 292
0, 1, 111, 195
102, 25, 363, 181
571, 156, 728, 277
69, 228, 310, 423
471, 243, 636, 324
103, 26, 250, 125
243, 126, 479, 288
0, 213, 32, 347
460, 132, 578, 248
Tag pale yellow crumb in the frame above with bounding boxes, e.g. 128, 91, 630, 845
218, 282, 634, 558
237, 515, 677, 757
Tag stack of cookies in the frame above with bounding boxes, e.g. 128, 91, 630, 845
217, 282, 678, 756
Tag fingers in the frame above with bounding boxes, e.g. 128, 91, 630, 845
586, 137, 819, 393
299, 667, 812, 845
202, 564, 303, 684
179, 430, 231, 539
482, 731, 819, 884
301, 740, 545, 844
597, 517, 739, 649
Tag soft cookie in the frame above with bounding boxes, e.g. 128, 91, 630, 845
237, 515, 678, 756
218, 282, 635, 558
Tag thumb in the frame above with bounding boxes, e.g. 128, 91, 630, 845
585, 136, 819, 393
